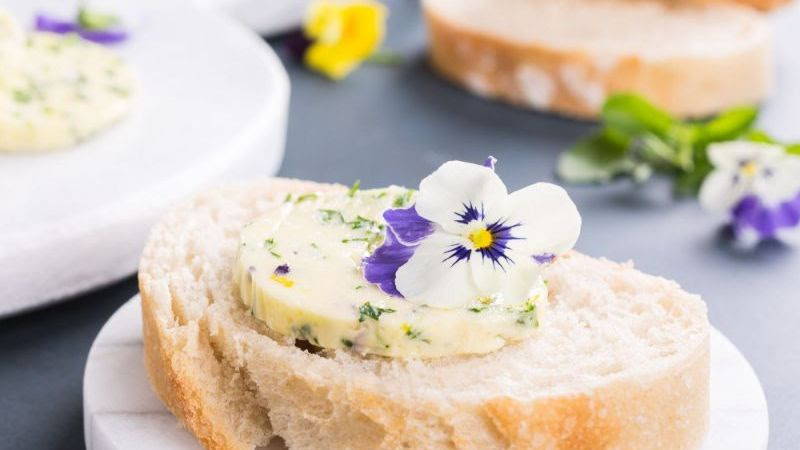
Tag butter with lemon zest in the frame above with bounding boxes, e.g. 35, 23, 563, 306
235, 186, 548, 358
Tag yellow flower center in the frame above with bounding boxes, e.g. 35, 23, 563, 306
741, 161, 759, 177
468, 228, 493, 249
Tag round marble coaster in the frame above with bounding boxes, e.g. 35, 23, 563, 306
84, 297, 768, 450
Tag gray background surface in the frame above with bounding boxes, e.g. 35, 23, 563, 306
1, 1, 797, 448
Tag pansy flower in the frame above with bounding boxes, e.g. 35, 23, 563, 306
699, 141, 800, 243
34, 8, 127, 45
288, 0, 387, 80
364, 158, 581, 308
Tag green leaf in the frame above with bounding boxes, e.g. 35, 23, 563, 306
743, 129, 776, 144
635, 133, 677, 168
601, 93, 674, 137
557, 128, 635, 183
77, 8, 119, 30
674, 148, 713, 196
786, 144, 800, 156
696, 106, 758, 145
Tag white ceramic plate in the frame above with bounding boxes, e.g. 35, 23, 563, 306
0, 0, 289, 316
84, 297, 768, 450
196, 0, 311, 36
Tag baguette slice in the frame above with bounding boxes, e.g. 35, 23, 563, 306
140, 179, 710, 450
423, 0, 773, 119
695, 0, 790, 10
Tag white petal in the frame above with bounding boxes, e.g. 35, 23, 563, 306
699, 169, 745, 212
708, 141, 784, 169
507, 183, 581, 255
415, 161, 509, 233
757, 154, 800, 205
395, 231, 477, 308
468, 246, 546, 304
469, 253, 505, 295
501, 258, 545, 304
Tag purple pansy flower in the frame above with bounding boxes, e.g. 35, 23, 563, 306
700, 142, 800, 244
35, 11, 127, 45
364, 158, 581, 308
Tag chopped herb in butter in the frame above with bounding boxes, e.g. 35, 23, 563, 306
515, 299, 539, 327
263, 238, 281, 258
235, 188, 550, 358
0, 23, 135, 152
392, 190, 414, 207
401, 324, 430, 343
358, 301, 395, 322
296, 193, 318, 204
347, 180, 361, 197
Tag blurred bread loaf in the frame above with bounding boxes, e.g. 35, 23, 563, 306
423, 0, 774, 119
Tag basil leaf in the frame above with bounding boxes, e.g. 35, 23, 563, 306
743, 129, 776, 144
696, 106, 757, 145
601, 93, 674, 137
635, 133, 677, 168
674, 147, 713, 196
786, 144, 800, 156
557, 128, 635, 183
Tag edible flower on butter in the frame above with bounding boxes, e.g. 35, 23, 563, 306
699, 141, 800, 244
34, 8, 127, 45
270, 264, 294, 287
301, 0, 387, 80
364, 158, 581, 308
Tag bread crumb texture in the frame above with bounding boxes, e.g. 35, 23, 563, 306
140, 178, 710, 449
423, 0, 772, 119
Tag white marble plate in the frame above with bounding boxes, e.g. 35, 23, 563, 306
0, 0, 288, 316
196, 0, 311, 36
84, 297, 769, 450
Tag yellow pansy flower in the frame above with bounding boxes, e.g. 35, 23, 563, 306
303, 0, 387, 80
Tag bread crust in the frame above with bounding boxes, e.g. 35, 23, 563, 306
700, 0, 790, 10
140, 179, 710, 449
483, 338, 709, 449
141, 279, 257, 450
423, 2, 773, 119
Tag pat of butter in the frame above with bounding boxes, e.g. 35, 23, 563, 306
0, 14, 135, 152
235, 187, 547, 358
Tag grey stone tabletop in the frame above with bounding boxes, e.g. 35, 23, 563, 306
1, 0, 797, 448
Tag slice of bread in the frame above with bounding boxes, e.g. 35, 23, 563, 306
423, 0, 773, 119
140, 179, 710, 449
697, 0, 790, 10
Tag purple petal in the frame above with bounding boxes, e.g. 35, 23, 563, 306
732, 195, 772, 238
363, 228, 415, 297
383, 205, 434, 245
283, 30, 312, 61
533, 253, 556, 264
731, 191, 800, 241
484, 156, 497, 170
35, 14, 78, 34
775, 191, 800, 228
78, 28, 128, 44
274, 264, 290, 275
